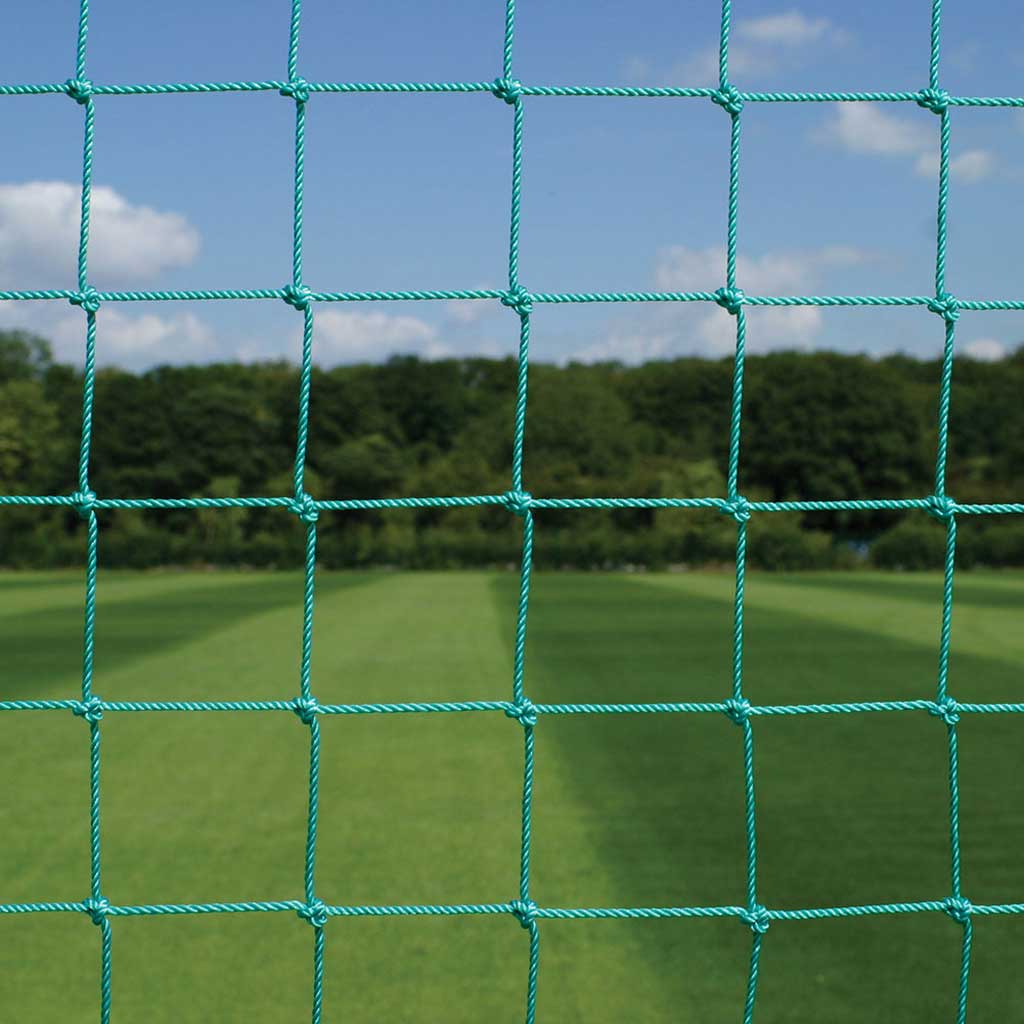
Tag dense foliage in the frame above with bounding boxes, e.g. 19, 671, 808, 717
1, 329, 1022, 570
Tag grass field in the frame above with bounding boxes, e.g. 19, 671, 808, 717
2, 568, 1024, 1022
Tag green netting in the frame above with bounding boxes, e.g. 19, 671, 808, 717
2, 0, 1024, 1021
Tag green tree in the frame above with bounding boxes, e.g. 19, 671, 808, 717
320, 434, 408, 499
0, 330, 53, 382
0, 379, 66, 493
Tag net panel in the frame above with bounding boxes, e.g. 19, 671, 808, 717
1, 1, 1023, 1022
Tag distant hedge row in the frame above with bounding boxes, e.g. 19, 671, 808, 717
0, 329, 1021, 570
8, 507, 1024, 572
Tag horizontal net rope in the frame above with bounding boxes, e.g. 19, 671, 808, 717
0, 0, 1020, 1021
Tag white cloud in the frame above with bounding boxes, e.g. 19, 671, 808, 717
571, 328, 676, 364
622, 56, 653, 81
668, 9, 848, 83
962, 338, 1007, 361
681, 50, 724, 84
49, 307, 214, 369
740, 11, 835, 45
821, 108, 995, 183
654, 243, 867, 295
951, 150, 995, 183
914, 148, 995, 184
572, 305, 824, 363
0, 293, 216, 369
0, 181, 199, 287
572, 243, 870, 362
0, 297, 492, 371
445, 298, 494, 326
817, 245, 873, 268
313, 309, 440, 364
698, 304, 823, 356
822, 104, 930, 156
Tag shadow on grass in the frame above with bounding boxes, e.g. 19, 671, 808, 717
0, 571, 380, 701
490, 571, 1024, 1023
769, 572, 1024, 611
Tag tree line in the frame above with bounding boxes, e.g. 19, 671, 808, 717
1, 329, 1022, 571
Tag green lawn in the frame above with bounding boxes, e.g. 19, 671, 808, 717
2, 569, 1023, 1022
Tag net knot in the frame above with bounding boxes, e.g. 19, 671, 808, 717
290, 492, 320, 524
943, 896, 972, 924
73, 696, 104, 723
724, 697, 752, 726
70, 287, 101, 314
282, 283, 312, 311
714, 286, 745, 316
83, 895, 109, 925
280, 78, 310, 103
492, 77, 523, 105
505, 698, 538, 727
501, 286, 533, 317
297, 899, 329, 927
65, 77, 93, 104
510, 898, 537, 929
721, 495, 751, 524
503, 490, 533, 516
930, 696, 960, 726
916, 87, 950, 115
740, 905, 771, 934
292, 696, 320, 725
927, 292, 959, 323
926, 494, 957, 522
711, 84, 744, 116
71, 489, 97, 518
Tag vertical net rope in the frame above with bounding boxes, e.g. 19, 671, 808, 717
1, 1, 1023, 1021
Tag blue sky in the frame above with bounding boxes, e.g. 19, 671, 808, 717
0, 0, 1021, 368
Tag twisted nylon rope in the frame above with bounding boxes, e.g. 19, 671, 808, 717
1, 0, 1021, 1021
